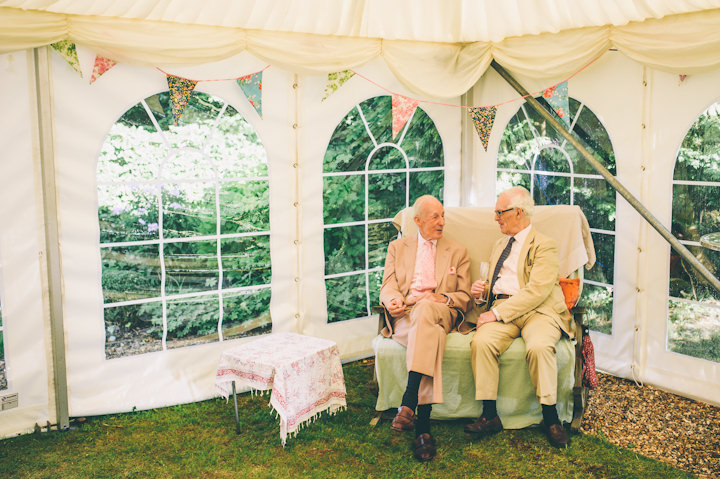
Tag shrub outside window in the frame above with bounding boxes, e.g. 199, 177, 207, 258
497, 98, 617, 334
323, 96, 445, 322
669, 101, 720, 363
98, 91, 271, 359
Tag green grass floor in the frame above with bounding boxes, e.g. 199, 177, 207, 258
0, 360, 697, 478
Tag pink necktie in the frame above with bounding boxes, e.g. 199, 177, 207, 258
420, 240, 437, 291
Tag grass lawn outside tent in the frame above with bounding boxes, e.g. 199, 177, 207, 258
0, 360, 697, 479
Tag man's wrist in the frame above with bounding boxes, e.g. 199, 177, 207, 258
441, 293, 454, 307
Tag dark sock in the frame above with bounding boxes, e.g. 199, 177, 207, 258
401, 371, 423, 412
482, 400, 497, 419
415, 404, 432, 437
542, 404, 560, 426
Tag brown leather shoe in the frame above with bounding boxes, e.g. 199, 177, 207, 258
390, 406, 416, 432
542, 421, 571, 448
464, 415, 503, 435
413, 433, 436, 462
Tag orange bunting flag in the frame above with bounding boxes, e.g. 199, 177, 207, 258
392, 94, 419, 140
51, 40, 82, 77
166, 75, 198, 125
89, 56, 117, 84
469, 106, 498, 152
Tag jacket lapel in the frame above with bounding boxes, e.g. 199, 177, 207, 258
434, 237, 451, 288
402, 236, 418, 293
515, 226, 536, 288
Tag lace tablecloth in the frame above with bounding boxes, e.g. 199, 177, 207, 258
215, 332, 347, 445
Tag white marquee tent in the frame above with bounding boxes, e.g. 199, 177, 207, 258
1, 0, 720, 438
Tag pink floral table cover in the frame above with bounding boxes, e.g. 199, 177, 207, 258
215, 332, 347, 445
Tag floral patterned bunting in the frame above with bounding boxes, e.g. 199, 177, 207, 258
236, 72, 263, 118
542, 81, 569, 124
51, 40, 82, 77
469, 106, 498, 151
392, 94, 419, 140
322, 70, 355, 101
166, 75, 198, 125
89, 56, 117, 84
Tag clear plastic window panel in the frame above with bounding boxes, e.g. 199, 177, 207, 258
322, 95, 444, 322
497, 98, 617, 334
98, 91, 271, 359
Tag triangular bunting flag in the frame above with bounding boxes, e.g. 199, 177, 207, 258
392, 94, 419, 140
167, 75, 198, 125
89, 56, 117, 84
469, 106, 498, 152
236, 72, 263, 118
541, 81, 569, 124
322, 70, 355, 101
50, 40, 82, 77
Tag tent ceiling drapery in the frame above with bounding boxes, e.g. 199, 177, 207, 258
1, 1, 720, 98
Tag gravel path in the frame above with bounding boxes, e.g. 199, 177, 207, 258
580, 372, 720, 479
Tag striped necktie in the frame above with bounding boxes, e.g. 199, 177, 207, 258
489, 236, 515, 303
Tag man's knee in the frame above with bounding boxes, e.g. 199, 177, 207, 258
471, 330, 498, 355
524, 340, 556, 360
410, 300, 445, 326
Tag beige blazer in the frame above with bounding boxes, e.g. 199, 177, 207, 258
459, 226, 574, 338
379, 235, 473, 336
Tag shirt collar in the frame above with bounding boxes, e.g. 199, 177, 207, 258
417, 232, 438, 247
510, 224, 532, 246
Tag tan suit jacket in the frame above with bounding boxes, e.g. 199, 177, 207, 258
379, 235, 473, 336
459, 226, 573, 337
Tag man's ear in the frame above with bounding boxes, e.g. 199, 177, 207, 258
413, 216, 422, 227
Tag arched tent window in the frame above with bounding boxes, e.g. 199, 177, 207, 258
497, 98, 617, 334
323, 96, 444, 323
669, 101, 720, 363
97, 91, 271, 359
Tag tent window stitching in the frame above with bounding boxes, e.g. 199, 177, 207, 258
668, 100, 720, 363
97, 90, 272, 359
497, 98, 616, 334
322, 95, 444, 323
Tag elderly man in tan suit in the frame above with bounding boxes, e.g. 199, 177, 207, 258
379, 195, 472, 461
465, 186, 574, 448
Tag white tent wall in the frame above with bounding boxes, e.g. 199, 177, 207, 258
641, 67, 720, 404
297, 58, 462, 359
50, 50, 299, 416
0, 51, 55, 437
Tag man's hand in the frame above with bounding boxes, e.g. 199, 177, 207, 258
386, 298, 407, 318
477, 310, 498, 326
470, 280, 487, 299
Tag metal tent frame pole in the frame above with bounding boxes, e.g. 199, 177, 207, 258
33, 46, 70, 431
490, 60, 720, 295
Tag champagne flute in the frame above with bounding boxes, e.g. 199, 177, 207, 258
477, 261, 490, 303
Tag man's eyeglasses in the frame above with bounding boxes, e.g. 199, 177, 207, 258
494, 207, 516, 217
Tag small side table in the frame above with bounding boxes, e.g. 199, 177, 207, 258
700, 232, 720, 252
215, 332, 346, 445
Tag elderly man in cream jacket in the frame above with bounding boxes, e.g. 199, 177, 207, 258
465, 186, 574, 449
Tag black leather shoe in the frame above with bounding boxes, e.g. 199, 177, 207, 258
413, 433, 436, 462
464, 415, 503, 435
390, 406, 416, 432
542, 421, 571, 448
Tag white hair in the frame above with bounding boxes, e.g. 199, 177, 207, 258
503, 186, 535, 217
413, 195, 439, 219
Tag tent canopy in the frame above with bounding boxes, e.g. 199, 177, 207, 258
2, 0, 720, 98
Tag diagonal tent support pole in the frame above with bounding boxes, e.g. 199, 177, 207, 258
491, 60, 720, 295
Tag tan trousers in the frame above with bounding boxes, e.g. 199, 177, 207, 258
470, 305, 561, 406
392, 299, 456, 405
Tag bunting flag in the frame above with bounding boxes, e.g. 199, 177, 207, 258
542, 81, 569, 124
468, 106, 498, 152
89, 56, 117, 84
392, 94, 419, 140
51, 40, 82, 77
236, 72, 263, 118
322, 70, 355, 101
166, 75, 198, 125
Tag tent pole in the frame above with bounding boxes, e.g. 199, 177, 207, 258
32, 46, 70, 431
490, 60, 720, 295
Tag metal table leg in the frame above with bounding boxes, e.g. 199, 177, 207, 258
232, 381, 240, 434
